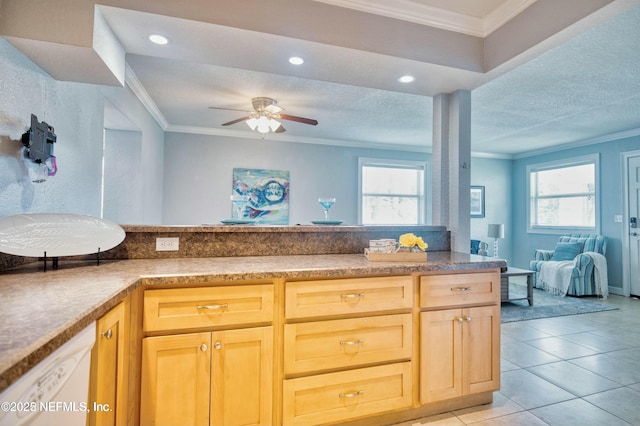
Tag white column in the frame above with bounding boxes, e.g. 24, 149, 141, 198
431, 90, 471, 253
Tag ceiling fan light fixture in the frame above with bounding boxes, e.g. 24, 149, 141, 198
256, 115, 271, 133
246, 117, 258, 131
268, 118, 282, 132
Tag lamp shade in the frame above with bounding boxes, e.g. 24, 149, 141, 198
487, 223, 504, 239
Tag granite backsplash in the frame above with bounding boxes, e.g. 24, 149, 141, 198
0, 225, 450, 270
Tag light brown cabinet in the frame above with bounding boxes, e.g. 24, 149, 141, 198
121, 269, 500, 426
140, 283, 274, 426
419, 272, 500, 405
140, 327, 273, 426
282, 276, 414, 425
88, 298, 130, 426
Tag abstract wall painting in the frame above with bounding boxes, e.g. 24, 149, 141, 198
232, 168, 289, 224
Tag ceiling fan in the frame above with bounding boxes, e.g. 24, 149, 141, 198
210, 97, 318, 134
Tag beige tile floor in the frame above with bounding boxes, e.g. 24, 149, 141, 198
391, 291, 640, 426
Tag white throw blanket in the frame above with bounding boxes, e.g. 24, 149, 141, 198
539, 260, 574, 296
582, 252, 609, 299
538, 252, 608, 298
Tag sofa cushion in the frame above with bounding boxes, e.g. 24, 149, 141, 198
552, 242, 583, 261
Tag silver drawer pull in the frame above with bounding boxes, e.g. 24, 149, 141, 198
196, 303, 229, 310
340, 339, 365, 346
339, 390, 364, 398
101, 329, 113, 340
340, 293, 364, 300
450, 287, 471, 292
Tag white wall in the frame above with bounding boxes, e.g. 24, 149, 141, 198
103, 129, 143, 224
0, 38, 164, 223
163, 132, 432, 226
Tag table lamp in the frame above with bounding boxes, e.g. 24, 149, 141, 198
487, 224, 504, 258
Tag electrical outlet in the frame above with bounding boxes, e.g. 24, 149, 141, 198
156, 237, 179, 251
615, 215, 623, 223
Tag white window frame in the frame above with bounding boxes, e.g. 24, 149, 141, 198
526, 154, 600, 234
358, 157, 427, 225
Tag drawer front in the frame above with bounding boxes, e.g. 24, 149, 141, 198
420, 271, 499, 308
282, 362, 412, 426
285, 276, 412, 319
284, 314, 412, 374
144, 285, 274, 332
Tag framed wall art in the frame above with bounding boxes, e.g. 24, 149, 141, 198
470, 185, 485, 218
232, 168, 289, 224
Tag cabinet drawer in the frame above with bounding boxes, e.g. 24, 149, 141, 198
282, 362, 412, 426
284, 314, 412, 374
144, 284, 273, 332
285, 276, 412, 319
420, 272, 499, 308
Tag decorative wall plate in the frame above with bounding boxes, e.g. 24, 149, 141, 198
0, 213, 125, 257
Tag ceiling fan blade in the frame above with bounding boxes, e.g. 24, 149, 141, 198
279, 114, 318, 126
275, 124, 286, 133
209, 106, 252, 113
221, 116, 252, 126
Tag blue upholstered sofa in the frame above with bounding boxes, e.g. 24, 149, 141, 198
529, 234, 607, 296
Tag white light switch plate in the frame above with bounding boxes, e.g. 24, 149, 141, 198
615, 215, 623, 223
156, 237, 179, 251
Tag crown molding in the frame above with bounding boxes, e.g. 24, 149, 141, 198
124, 63, 169, 130
513, 127, 640, 160
166, 124, 433, 153
312, 0, 537, 37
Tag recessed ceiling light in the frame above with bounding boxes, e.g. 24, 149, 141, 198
398, 75, 415, 83
289, 56, 304, 65
148, 34, 169, 45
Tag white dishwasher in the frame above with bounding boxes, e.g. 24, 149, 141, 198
0, 323, 96, 426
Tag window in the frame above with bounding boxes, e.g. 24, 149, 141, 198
358, 158, 426, 225
527, 155, 599, 233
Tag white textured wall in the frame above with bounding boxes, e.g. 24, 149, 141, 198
0, 38, 164, 223
163, 133, 432, 226
103, 129, 143, 224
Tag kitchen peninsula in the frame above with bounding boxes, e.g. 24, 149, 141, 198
0, 225, 506, 425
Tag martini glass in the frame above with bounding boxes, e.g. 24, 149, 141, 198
230, 194, 248, 219
318, 197, 336, 220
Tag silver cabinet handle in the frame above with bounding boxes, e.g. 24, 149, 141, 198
339, 390, 364, 398
200, 344, 208, 352
457, 317, 464, 323
340, 293, 364, 300
340, 339, 365, 346
196, 303, 229, 310
450, 287, 471, 292
464, 316, 472, 322
101, 329, 113, 340
214, 342, 222, 350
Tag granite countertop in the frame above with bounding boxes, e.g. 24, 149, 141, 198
0, 252, 505, 393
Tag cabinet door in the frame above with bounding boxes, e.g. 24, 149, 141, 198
88, 299, 129, 426
140, 333, 212, 426
420, 306, 500, 404
463, 306, 500, 395
210, 327, 273, 426
420, 309, 462, 404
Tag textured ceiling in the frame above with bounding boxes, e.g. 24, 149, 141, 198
80, 1, 640, 157
473, 4, 640, 155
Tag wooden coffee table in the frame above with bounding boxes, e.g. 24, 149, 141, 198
501, 267, 534, 306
